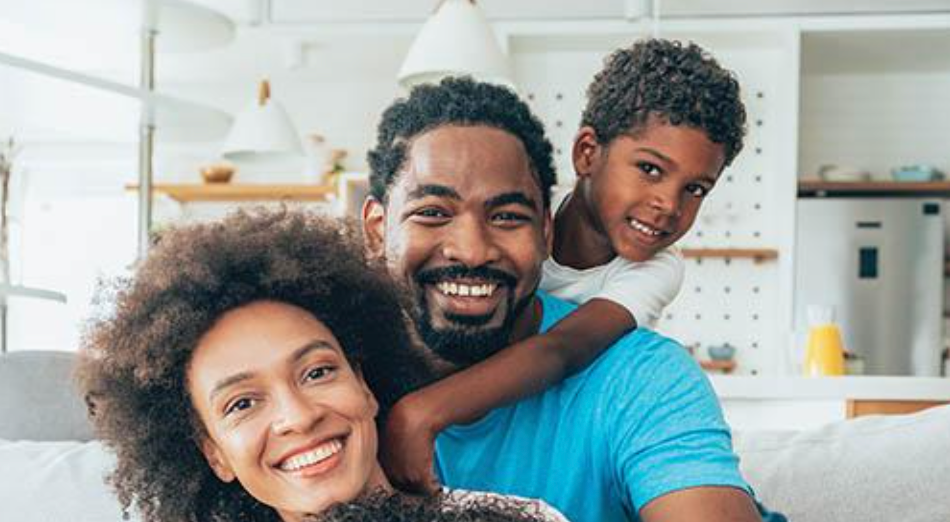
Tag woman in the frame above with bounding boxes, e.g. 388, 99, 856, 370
76, 208, 565, 522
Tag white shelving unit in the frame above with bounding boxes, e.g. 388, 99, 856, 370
0, 0, 235, 351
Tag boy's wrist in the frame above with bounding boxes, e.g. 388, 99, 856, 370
399, 388, 450, 433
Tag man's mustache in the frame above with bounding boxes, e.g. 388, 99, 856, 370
415, 265, 517, 288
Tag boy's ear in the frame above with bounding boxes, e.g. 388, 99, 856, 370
362, 196, 386, 260
199, 437, 236, 483
572, 126, 602, 179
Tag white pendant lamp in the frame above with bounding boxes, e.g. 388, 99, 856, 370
398, 0, 512, 89
222, 79, 303, 164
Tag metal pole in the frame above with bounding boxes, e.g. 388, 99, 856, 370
137, 28, 157, 259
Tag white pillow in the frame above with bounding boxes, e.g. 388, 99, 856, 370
735, 405, 950, 522
0, 439, 135, 522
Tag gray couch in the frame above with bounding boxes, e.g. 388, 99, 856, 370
2, 350, 949, 522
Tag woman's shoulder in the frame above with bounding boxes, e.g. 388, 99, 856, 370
442, 488, 571, 521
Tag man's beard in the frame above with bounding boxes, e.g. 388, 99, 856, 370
412, 265, 533, 369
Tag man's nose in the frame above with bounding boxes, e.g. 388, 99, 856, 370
440, 214, 501, 267
270, 388, 324, 436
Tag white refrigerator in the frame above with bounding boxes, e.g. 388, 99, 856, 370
795, 198, 944, 376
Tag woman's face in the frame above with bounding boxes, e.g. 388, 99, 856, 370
187, 300, 389, 521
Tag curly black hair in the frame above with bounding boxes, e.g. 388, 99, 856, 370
367, 76, 557, 208
76, 208, 428, 522
311, 490, 557, 522
582, 38, 747, 167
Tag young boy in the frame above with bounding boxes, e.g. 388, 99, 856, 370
382, 38, 747, 493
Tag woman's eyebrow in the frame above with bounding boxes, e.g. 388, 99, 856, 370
208, 340, 338, 402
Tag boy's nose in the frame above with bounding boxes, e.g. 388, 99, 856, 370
650, 186, 683, 218
440, 215, 501, 267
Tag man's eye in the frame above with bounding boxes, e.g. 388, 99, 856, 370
686, 184, 710, 198
224, 397, 255, 416
303, 365, 336, 383
411, 208, 449, 220
638, 162, 662, 178
492, 212, 530, 225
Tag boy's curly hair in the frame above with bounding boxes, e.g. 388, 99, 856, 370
582, 38, 747, 167
367, 76, 557, 208
76, 208, 427, 522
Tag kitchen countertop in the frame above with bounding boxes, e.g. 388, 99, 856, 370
709, 375, 950, 401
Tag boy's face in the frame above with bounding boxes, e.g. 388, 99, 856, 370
574, 118, 726, 262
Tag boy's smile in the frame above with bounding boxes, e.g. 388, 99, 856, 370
564, 118, 725, 266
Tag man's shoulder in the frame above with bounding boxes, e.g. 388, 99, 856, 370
538, 291, 698, 386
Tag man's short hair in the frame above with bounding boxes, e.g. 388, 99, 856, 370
582, 38, 747, 167
367, 77, 557, 208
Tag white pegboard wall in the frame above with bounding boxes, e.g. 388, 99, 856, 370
510, 31, 796, 376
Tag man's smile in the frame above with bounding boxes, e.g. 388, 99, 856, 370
427, 278, 507, 318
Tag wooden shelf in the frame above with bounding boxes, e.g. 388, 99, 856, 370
700, 360, 736, 374
125, 183, 336, 203
681, 248, 778, 263
799, 180, 950, 198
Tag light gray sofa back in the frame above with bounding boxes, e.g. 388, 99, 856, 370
0, 350, 94, 441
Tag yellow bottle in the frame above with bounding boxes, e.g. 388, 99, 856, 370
803, 307, 846, 377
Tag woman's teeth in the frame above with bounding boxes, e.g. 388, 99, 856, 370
436, 282, 497, 297
279, 439, 343, 472
628, 218, 662, 237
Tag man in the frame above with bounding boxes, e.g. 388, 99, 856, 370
362, 77, 766, 522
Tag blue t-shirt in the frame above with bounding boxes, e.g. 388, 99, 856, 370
435, 291, 750, 522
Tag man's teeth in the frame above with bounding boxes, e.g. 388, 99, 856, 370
629, 218, 662, 236
436, 282, 497, 297
280, 439, 343, 472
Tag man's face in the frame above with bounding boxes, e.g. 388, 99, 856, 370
364, 125, 551, 368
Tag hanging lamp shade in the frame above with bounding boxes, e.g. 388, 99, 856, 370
222, 79, 303, 163
398, 0, 512, 89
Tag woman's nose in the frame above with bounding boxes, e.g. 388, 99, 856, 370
270, 389, 324, 436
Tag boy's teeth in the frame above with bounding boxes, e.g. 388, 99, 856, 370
279, 439, 343, 472
629, 218, 661, 236
436, 282, 497, 297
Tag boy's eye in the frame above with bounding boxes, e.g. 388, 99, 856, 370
637, 161, 662, 178
303, 365, 337, 383
686, 184, 711, 198
224, 397, 255, 417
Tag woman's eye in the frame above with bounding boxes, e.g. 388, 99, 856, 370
637, 161, 662, 178
224, 397, 255, 416
304, 365, 336, 383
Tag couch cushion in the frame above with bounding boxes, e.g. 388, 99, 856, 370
0, 351, 94, 441
0, 439, 134, 522
735, 404, 950, 522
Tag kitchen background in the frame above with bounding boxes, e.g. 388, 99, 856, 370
2, 0, 950, 393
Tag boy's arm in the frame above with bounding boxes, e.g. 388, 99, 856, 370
381, 297, 634, 493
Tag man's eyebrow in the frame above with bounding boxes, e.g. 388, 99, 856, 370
207, 340, 338, 403
485, 192, 539, 212
406, 184, 461, 201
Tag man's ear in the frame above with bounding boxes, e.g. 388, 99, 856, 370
199, 437, 236, 483
572, 126, 602, 179
362, 196, 386, 259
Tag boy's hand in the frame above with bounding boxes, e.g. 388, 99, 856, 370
381, 392, 442, 495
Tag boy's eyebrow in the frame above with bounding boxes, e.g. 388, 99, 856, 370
636, 147, 676, 167
485, 192, 539, 212
406, 183, 461, 202
207, 340, 337, 402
